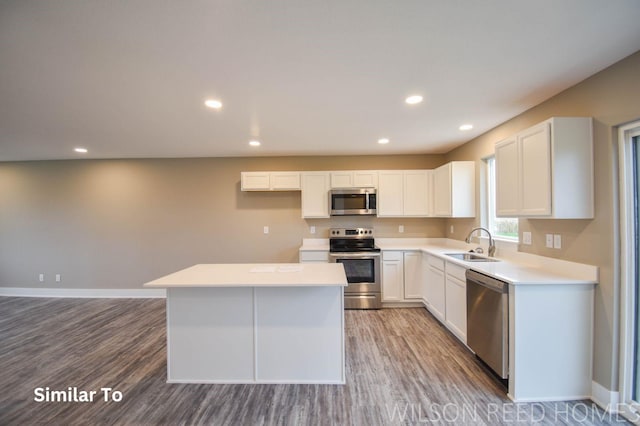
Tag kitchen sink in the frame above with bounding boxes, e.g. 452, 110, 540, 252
444, 253, 501, 262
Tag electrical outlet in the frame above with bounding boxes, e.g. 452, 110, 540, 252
554, 234, 562, 249
545, 234, 554, 248
39, 273, 44, 283
398, 225, 404, 233
522, 232, 532, 245
450, 225, 454, 234
310, 226, 316, 234
263, 226, 269, 234
56, 274, 61, 282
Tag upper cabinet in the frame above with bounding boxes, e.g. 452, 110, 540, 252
330, 171, 378, 188
495, 117, 593, 219
378, 170, 431, 217
433, 161, 475, 218
241, 172, 301, 191
301, 172, 330, 218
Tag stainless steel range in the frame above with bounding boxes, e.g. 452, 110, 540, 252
329, 227, 381, 309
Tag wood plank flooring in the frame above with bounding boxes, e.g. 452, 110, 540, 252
0, 297, 629, 425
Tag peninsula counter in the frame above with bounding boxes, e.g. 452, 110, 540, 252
144, 263, 347, 384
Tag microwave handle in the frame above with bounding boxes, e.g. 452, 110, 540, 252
366, 192, 370, 211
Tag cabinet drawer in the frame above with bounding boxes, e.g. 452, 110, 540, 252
299, 251, 329, 263
446, 262, 467, 281
382, 251, 403, 261
428, 255, 445, 271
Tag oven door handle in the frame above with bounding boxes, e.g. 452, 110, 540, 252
329, 252, 381, 258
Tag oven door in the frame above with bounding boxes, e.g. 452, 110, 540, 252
329, 252, 381, 293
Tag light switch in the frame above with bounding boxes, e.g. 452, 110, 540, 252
554, 234, 562, 249
545, 234, 553, 248
522, 232, 532, 245
310, 226, 316, 234
450, 225, 454, 234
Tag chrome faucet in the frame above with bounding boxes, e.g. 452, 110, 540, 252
465, 227, 496, 257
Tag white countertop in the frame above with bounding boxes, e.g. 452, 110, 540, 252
144, 263, 348, 288
300, 238, 598, 286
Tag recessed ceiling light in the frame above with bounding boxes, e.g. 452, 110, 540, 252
74, 147, 88, 153
378, 138, 390, 144
405, 95, 423, 105
459, 124, 473, 131
249, 140, 261, 147
204, 99, 222, 109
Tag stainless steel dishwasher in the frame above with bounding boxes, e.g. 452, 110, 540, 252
466, 269, 509, 379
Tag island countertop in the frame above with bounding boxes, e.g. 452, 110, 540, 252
143, 263, 347, 288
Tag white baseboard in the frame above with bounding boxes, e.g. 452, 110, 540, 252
591, 380, 620, 412
0, 287, 166, 299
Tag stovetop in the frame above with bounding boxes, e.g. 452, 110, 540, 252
329, 227, 379, 253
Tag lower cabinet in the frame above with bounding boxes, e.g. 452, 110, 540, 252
381, 250, 423, 303
444, 262, 467, 342
382, 251, 404, 302
403, 252, 422, 299
422, 254, 468, 343
423, 254, 446, 322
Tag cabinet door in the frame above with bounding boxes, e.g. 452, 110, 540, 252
377, 171, 404, 217
403, 171, 429, 217
382, 259, 403, 302
403, 252, 422, 299
433, 164, 452, 216
425, 170, 434, 217
353, 171, 378, 188
495, 137, 520, 216
426, 265, 446, 321
330, 171, 353, 188
421, 255, 430, 304
301, 172, 330, 218
271, 172, 301, 190
445, 274, 467, 343
241, 172, 270, 191
519, 122, 551, 216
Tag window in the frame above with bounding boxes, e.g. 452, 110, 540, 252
618, 119, 640, 422
485, 156, 518, 240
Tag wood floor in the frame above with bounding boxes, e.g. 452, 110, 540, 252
0, 296, 629, 425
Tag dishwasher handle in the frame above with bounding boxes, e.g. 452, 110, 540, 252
466, 269, 508, 293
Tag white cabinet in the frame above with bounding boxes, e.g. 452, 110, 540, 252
382, 251, 403, 302
433, 161, 475, 217
444, 262, 467, 342
241, 172, 301, 191
382, 250, 425, 303
378, 170, 431, 217
403, 252, 422, 300
301, 172, 330, 218
494, 136, 519, 216
330, 171, 378, 188
299, 251, 329, 263
423, 255, 446, 322
495, 117, 593, 218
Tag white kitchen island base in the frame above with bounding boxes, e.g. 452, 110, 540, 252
145, 264, 347, 384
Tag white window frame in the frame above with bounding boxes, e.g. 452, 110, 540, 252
483, 155, 519, 243
618, 119, 640, 423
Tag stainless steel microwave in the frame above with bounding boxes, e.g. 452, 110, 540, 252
330, 188, 377, 216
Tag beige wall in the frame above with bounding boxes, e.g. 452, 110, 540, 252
445, 50, 640, 391
0, 154, 446, 290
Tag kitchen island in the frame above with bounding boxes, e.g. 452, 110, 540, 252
144, 263, 347, 384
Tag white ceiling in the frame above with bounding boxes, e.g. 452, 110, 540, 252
1, 1, 640, 161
